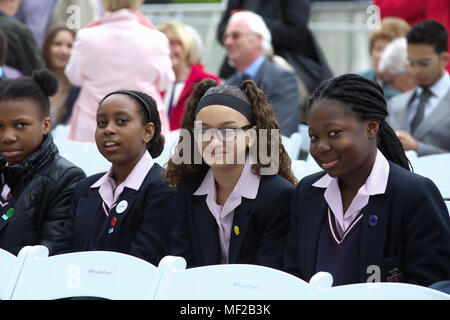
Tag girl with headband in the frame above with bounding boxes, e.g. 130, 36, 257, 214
52, 90, 176, 265
166, 79, 297, 270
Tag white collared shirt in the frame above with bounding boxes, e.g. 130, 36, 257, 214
408, 71, 450, 122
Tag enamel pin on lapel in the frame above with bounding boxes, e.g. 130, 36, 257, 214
116, 200, 128, 214
234, 225, 240, 236
1, 208, 14, 221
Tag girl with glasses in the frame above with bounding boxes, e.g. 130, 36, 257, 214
166, 79, 297, 269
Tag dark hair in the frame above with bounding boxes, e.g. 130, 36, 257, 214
165, 78, 298, 189
0, 30, 7, 66
99, 90, 165, 158
308, 73, 411, 171
0, 69, 58, 118
407, 20, 448, 54
41, 26, 76, 71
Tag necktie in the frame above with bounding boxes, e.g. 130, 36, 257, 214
410, 88, 432, 133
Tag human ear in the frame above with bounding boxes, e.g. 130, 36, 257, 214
366, 119, 380, 138
143, 122, 155, 144
42, 117, 51, 135
439, 52, 449, 68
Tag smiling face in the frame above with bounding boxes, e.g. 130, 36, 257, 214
0, 99, 50, 164
194, 104, 252, 169
308, 99, 378, 182
49, 29, 74, 70
95, 94, 154, 169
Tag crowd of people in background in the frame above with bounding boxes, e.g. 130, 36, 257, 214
0, 0, 449, 295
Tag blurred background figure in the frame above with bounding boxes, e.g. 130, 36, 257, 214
378, 37, 416, 93
374, 0, 450, 73
64, 0, 174, 143
0, 0, 45, 76
358, 17, 410, 100
13, 0, 58, 49
42, 26, 80, 127
217, 0, 333, 95
50, 0, 104, 33
157, 20, 220, 131
223, 10, 301, 137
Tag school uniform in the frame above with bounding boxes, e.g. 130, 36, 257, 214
0, 135, 85, 255
170, 157, 295, 269
284, 150, 450, 287
52, 151, 176, 266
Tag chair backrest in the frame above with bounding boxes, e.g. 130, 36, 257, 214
0, 248, 22, 299
155, 258, 314, 300
8, 246, 162, 300
316, 282, 450, 300
409, 153, 450, 200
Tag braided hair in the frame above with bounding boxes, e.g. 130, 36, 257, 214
308, 73, 411, 171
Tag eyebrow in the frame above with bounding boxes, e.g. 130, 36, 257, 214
97, 110, 131, 117
200, 120, 238, 127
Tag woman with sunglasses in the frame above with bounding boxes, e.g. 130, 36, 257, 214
165, 79, 297, 269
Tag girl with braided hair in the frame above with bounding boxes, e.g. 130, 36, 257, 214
167, 78, 296, 269
284, 73, 449, 286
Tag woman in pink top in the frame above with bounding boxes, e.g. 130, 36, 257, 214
64, 0, 174, 143
166, 79, 297, 270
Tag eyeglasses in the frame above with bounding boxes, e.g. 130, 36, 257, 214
192, 125, 253, 142
169, 39, 182, 47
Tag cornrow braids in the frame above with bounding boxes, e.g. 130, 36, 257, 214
309, 73, 411, 171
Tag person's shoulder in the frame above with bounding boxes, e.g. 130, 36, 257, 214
388, 88, 415, 107
260, 174, 295, 191
44, 155, 86, 181
387, 161, 436, 191
190, 64, 220, 82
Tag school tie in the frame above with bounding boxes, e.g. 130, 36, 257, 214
410, 87, 432, 133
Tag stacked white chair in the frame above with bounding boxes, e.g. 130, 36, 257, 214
3, 246, 163, 300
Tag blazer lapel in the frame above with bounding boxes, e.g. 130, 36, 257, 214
104, 188, 139, 247
299, 188, 327, 280
413, 89, 450, 139
228, 197, 253, 264
78, 190, 103, 250
192, 196, 221, 265
359, 192, 391, 282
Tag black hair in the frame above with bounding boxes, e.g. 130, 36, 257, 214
308, 73, 411, 171
99, 90, 165, 158
407, 20, 448, 54
0, 30, 7, 66
0, 69, 58, 118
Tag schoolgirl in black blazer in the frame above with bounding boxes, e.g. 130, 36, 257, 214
284, 74, 450, 286
52, 90, 175, 265
166, 79, 297, 270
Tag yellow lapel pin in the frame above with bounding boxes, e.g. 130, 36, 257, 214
234, 225, 240, 236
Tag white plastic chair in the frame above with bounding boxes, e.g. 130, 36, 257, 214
4, 246, 163, 300
309, 271, 450, 300
282, 132, 303, 161
155, 257, 315, 300
409, 153, 450, 200
0, 248, 23, 299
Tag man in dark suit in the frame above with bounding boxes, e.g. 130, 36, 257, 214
223, 10, 300, 137
387, 20, 450, 156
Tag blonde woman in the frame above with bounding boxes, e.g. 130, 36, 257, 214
65, 0, 174, 142
157, 21, 220, 130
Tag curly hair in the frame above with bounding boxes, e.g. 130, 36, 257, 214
165, 78, 298, 188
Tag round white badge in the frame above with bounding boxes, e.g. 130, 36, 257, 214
116, 200, 128, 214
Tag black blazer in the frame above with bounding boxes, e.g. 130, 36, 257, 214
284, 162, 450, 286
52, 164, 176, 266
170, 170, 295, 270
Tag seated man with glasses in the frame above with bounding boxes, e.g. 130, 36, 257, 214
387, 20, 450, 156
222, 10, 301, 137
